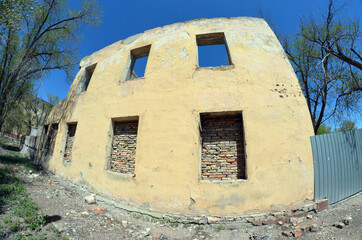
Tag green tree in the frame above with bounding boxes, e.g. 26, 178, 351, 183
316, 123, 332, 135
0, 0, 102, 131
23, 92, 59, 131
283, 0, 361, 134
338, 120, 357, 132
2, 91, 59, 136
2, 100, 29, 137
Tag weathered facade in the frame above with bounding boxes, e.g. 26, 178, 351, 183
39, 17, 315, 216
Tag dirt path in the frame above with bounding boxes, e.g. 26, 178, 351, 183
21, 170, 361, 240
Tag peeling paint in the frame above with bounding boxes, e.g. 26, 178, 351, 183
42, 17, 314, 216
181, 47, 189, 60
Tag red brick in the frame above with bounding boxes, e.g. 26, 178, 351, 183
315, 199, 329, 212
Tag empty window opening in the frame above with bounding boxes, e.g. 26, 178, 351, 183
82, 63, 97, 92
40, 124, 49, 155
127, 45, 151, 80
110, 120, 139, 174
43, 124, 49, 135
196, 32, 231, 67
44, 123, 58, 157
63, 123, 77, 163
200, 113, 246, 181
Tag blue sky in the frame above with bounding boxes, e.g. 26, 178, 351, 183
38, 0, 362, 126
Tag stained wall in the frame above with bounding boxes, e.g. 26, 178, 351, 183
41, 17, 315, 215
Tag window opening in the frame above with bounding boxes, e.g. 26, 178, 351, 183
200, 113, 246, 180
127, 45, 151, 80
196, 32, 231, 67
43, 124, 49, 135
83, 63, 97, 92
63, 123, 77, 163
44, 123, 58, 157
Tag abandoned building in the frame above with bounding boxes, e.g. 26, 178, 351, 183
38, 17, 315, 216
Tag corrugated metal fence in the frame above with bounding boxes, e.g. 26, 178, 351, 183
311, 129, 362, 204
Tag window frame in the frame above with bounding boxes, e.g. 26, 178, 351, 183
196, 32, 233, 67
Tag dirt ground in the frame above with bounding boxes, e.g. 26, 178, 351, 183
17, 170, 362, 240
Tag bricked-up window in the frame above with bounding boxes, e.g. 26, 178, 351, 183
110, 120, 139, 174
196, 32, 232, 67
200, 113, 246, 181
44, 123, 58, 157
63, 123, 77, 163
82, 63, 97, 92
127, 45, 151, 80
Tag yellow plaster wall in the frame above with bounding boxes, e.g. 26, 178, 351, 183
44, 17, 315, 215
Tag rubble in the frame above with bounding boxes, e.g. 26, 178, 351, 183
85, 194, 96, 204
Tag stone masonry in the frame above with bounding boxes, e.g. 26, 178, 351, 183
110, 121, 138, 174
200, 114, 245, 180
63, 123, 77, 162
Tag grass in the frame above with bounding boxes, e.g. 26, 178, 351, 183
0, 154, 38, 171
0, 149, 67, 240
195, 225, 204, 230
0, 137, 21, 152
214, 224, 226, 232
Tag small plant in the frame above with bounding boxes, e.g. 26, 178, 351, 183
169, 221, 179, 227
183, 223, 191, 228
195, 225, 204, 230
131, 212, 142, 219
28, 235, 46, 240
150, 217, 158, 223
46, 224, 62, 237
3, 215, 12, 224
10, 219, 21, 232
159, 218, 167, 224
215, 224, 225, 232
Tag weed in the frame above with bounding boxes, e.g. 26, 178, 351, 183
0, 154, 37, 171
159, 218, 167, 224
195, 225, 204, 230
183, 223, 191, 228
215, 224, 226, 232
170, 221, 179, 227
131, 212, 142, 219
0, 158, 61, 238
28, 215, 47, 231
46, 224, 62, 237
10, 219, 21, 232
3, 215, 12, 224
28, 235, 46, 240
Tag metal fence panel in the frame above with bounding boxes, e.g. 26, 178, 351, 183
311, 129, 362, 204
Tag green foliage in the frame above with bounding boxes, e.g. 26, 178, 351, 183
0, 0, 33, 30
316, 123, 332, 135
195, 225, 204, 230
2, 91, 60, 136
9, 220, 21, 232
0, 150, 67, 239
0, 154, 38, 171
2, 100, 30, 136
169, 221, 179, 227
338, 120, 357, 132
283, 0, 361, 134
215, 224, 225, 232
47, 93, 59, 106
0, 0, 102, 130
0, 158, 44, 234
